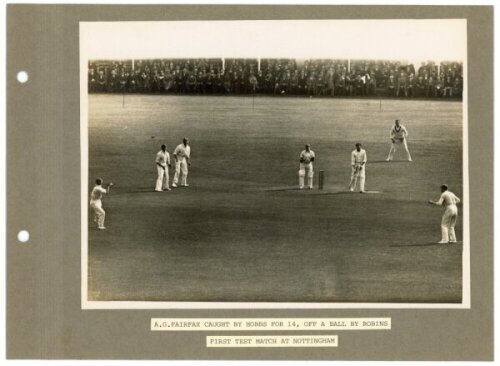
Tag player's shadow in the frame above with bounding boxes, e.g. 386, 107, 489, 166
370, 160, 410, 164
313, 191, 356, 196
264, 187, 304, 192
313, 190, 382, 195
390, 242, 452, 247
264, 188, 357, 195
115, 187, 160, 194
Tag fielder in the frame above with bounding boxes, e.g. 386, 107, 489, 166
90, 178, 113, 230
428, 184, 461, 244
349, 143, 367, 193
155, 144, 172, 192
172, 137, 191, 187
298, 144, 315, 189
386, 119, 413, 162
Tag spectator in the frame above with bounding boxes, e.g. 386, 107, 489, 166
89, 68, 97, 93
443, 75, 453, 97
407, 74, 415, 97
249, 73, 258, 93
306, 71, 316, 96
325, 67, 335, 97
297, 69, 307, 95
366, 71, 377, 96
107, 69, 118, 93
335, 72, 346, 96
387, 73, 397, 97
453, 77, 463, 98
417, 76, 426, 96
396, 71, 408, 97
428, 76, 437, 97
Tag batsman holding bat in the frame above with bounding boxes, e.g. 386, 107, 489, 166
298, 144, 315, 189
90, 178, 114, 230
349, 143, 367, 193
386, 119, 413, 162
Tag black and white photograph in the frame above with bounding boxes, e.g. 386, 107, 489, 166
80, 19, 468, 308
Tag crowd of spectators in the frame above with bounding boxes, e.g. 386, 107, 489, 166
88, 58, 463, 99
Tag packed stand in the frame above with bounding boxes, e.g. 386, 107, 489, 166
88, 59, 463, 99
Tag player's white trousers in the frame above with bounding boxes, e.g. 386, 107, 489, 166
349, 165, 365, 192
387, 139, 412, 161
298, 162, 313, 188
155, 165, 169, 191
90, 199, 105, 228
173, 158, 188, 186
441, 204, 458, 242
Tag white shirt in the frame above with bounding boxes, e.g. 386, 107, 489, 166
90, 185, 107, 201
390, 124, 408, 139
174, 143, 191, 159
437, 191, 460, 206
351, 149, 367, 165
155, 150, 170, 167
300, 150, 315, 164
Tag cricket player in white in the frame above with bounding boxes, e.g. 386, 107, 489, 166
90, 178, 113, 230
155, 144, 171, 192
349, 143, 367, 193
172, 137, 191, 187
428, 184, 461, 243
298, 144, 315, 189
386, 119, 413, 161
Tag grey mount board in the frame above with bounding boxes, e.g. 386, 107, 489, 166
6, 5, 493, 360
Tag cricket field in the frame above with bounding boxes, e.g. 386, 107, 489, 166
87, 94, 463, 303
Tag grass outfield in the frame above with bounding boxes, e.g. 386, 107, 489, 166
87, 94, 463, 303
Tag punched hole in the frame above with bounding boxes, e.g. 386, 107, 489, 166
17, 71, 28, 83
17, 230, 30, 243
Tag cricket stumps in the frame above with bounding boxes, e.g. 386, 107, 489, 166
319, 170, 324, 190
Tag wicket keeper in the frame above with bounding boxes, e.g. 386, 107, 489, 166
386, 119, 413, 161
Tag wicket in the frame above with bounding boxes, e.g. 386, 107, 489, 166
319, 170, 324, 190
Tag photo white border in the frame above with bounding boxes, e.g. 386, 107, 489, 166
80, 19, 470, 310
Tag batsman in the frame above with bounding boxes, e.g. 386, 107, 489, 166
349, 142, 367, 193
298, 144, 315, 190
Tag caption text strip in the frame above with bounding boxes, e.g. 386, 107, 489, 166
151, 318, 390, 331
207, 335, 338, 348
